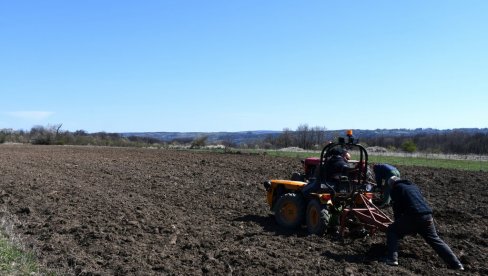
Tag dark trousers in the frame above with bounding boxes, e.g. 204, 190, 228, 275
387, 214, 461, 267
301, 179, 319, 196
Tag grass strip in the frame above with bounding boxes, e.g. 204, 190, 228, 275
0, 231, 43, 275
239, 149, 488, 172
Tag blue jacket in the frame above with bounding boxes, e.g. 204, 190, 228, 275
373, 164, 400, 186
390, 180, 432, 220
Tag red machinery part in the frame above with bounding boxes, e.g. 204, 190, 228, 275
339, 193, 393, 236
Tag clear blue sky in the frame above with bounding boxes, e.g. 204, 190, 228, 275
1, 1, 487, 133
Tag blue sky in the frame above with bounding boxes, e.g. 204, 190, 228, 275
1, 1, 487, 133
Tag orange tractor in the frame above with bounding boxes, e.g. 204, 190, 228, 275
263, 130, 392, 237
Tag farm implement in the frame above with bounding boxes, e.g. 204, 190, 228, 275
263, 130, 392, 237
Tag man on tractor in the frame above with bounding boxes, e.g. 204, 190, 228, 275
373, 163, 400, 207
324, 148, 352, 181
302, 148, 354, 195
385, 176, 464, 270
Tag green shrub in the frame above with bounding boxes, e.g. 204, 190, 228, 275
401, 139, 417, 153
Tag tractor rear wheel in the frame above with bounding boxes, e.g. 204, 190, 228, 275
306, 199, 330, 235
274, 193, 305, 229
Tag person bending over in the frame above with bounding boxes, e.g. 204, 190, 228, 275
385, 176, 464, 271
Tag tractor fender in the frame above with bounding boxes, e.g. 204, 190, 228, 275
266, 180, 306, 208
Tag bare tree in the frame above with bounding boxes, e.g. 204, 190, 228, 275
296, 124, 312, 149
311, 126, 327, 148
191, 135, 208, 149
277, 127, 294, 148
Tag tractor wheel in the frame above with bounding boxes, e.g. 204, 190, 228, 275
274, 193, 305, 229
306, 199, 330, 236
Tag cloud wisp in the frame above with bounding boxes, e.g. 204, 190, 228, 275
6, 111, 55, 121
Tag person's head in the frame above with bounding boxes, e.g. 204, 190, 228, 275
329, 147, 342, 156
342, 150, 351, 161
388, 176, 401, 188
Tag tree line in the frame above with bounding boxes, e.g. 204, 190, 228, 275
0, 124, 209, 148
260, 124, 329, 150
0, 125, 155, 147
257, 126, 488, 155
360, 131, 488, 155
1, 124, 488, 155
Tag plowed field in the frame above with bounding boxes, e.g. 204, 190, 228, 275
0, 145, 486, 275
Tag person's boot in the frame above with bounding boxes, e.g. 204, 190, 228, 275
386, 259, 398, 266
450, 263, 464, 271
385, 252, 398, 266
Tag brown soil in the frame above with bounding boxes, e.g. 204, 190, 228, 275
0, 145, 486, 275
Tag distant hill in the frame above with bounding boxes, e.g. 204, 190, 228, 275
347, 128, 488, 138
122, 128, 488, 145
121, 130, 282, 145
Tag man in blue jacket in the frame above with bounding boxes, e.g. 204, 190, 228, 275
373, 163, 400, 206
385, 176, 464, 270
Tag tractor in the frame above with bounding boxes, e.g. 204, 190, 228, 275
263, 130, 392, 237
